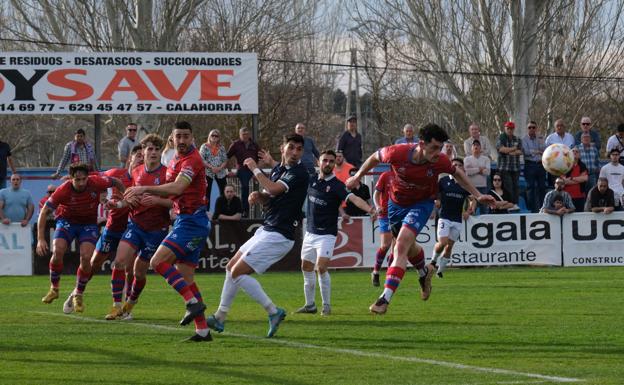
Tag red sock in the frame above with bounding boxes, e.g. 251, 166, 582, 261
408, 249, 425, 270
384, 266, 406, 293
74, 267, 90, 295
154, 261, 194, 302
49, 262, 63, 289
111, 267, 126, 303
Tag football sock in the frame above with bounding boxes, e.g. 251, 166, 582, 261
216, 270, 238, 322
412, 249, 426, 272
431, 249, 442, 264
73, 267, 90, 295
302, 270, 316, 306
382, 266, 405, 302
233, 274, 276, 315
124, 271, 134, 303
373, 247, 387, 273
188, 282, 208, 335
318, 271, 331, 306
154, 261, 195, 303
129, 277, 146, 303
111, 267, 126, 304
437, 256, 450, 275
49, 262, 63, 289
386, 253, 394, 266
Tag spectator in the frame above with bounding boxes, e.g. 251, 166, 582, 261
117, 122, 138, 167
38, 184, 59, 221
599, 148, 624, 210
160, 134, 176, 167
562, 147, 588, 212
464, 140, 490, 213
199, 129, 228, 211
496, 121, 522, 203
577, 133, 600, 194
227, 126, 261, 217
541, 177, 575, 215
337, 114, 362, 168
585, 177, 615, 214
333, 150, 353, 184
489, 172, 515, 214
0, 174, 34, 226
522, 121, 546, 212
442, 141, 458, 159
52, 128, 98, 179
0, 139, 16, 189
212, 184, 243, 222
295, 123, 320, 175
394, 124, 417, 144
344, 168, 371, 217
545, 119, 576, 148
605, 123, 624, 165
574, 116, 601, 150
463, 122, 493, 158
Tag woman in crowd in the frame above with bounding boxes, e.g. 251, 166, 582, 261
489, 172, 515, 214
199, 129, 228, 211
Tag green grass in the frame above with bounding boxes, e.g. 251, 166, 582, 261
1, 267, 623, 384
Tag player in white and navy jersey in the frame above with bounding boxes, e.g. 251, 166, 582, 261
295, 150, 376, 316
432, 158, 476, 277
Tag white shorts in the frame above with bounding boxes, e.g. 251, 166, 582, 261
436, 218, 462, 242
240, 227, 294, 274
301, 232, 337, 263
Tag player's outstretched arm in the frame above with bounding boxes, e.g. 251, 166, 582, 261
347, 194, 376, 219
126, 174, 190, 199
110, 177, 126, 194
452, 167, 495, 206
346, 152, 380, 190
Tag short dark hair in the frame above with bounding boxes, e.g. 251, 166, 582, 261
618, 123, 624, 133
69, 163, 90, 177
131, 145, 143, 154
472, 140, 481, 146
283, 133, 304, 145
127, 122, 137, 127
75, 128, 86, 135
451, 157, 464, 165
141, 134, 164, 150
174, 121, 192, 132
419, 123, 449, 144
320, 149, 337, 158
553, 194, 564, 203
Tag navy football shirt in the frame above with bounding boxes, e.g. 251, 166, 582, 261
306, 174, 351, 236
262, 162, 309, 240
438, 175, 470, 223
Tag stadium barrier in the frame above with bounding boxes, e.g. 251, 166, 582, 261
3, 213, 624, 276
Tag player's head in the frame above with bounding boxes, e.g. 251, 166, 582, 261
451, 157, 464, 171
68, 163, 90, 192
281, 133, 304, 166
141, 134, 165, 166
129, 144, 144, 168
224, 184, 236, 200
319, 150, 337, 176
172, 121, 193, 154
419, 123, 449, 162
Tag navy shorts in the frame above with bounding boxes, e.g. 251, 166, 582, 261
162, 211, 210, 266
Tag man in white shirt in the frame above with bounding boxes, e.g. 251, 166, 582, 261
464, 140, 490, 214
605, 123, 624, 165
463, 123, 492, 159
599, 148, 624, 210
545, 119, 575, 148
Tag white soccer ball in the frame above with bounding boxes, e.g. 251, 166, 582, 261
541, 143, 574, 176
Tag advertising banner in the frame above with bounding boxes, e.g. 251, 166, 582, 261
0, 52, 258, 114
0, 223, 32, 275
562, 212, 624, 266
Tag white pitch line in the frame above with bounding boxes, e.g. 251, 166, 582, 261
32, 311, 583, 383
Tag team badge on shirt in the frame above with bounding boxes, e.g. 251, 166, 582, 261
427, 168, 434, 177
326, 186, 331, 192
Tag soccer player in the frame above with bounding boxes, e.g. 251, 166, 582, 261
346, 123, 494, 314
206, 133, 308, 338
295, 150, 376, 316
371, 170, 394, 286
36, 163, 125, 312
124, 122, 211, 342
105, 135, 171, 320
59, 145, 144, 314
431, 158, 476, 278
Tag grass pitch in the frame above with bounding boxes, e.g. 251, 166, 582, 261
1, 267, 623, 384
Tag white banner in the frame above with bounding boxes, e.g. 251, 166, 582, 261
562, 212, 624, 266
0, 224, 33, 275
323, 214, 562, 269
0, 52, 258, 114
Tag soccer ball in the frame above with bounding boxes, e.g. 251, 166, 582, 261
541, 143, 574, 176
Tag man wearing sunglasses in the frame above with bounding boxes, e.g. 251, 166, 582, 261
118, 123, 139, 167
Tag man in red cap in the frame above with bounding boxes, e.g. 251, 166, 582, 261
495, 121, 523, 204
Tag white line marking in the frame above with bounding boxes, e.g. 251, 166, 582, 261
32, 311, 583, 383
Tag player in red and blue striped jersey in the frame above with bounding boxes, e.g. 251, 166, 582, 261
105, 134, 171, 320
347, 124, 495, 315
124, 122, 211, 342
36, 163, 125, 312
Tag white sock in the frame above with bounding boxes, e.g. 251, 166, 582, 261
381, 288, 394, 303
196, 328, 209, 337
303, 270, 316, 306
233, 274, 276, 315
431, 249, 442, 264
437, 256, 450, 274
318, 271, 331, 306
216, 270, 238, 322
